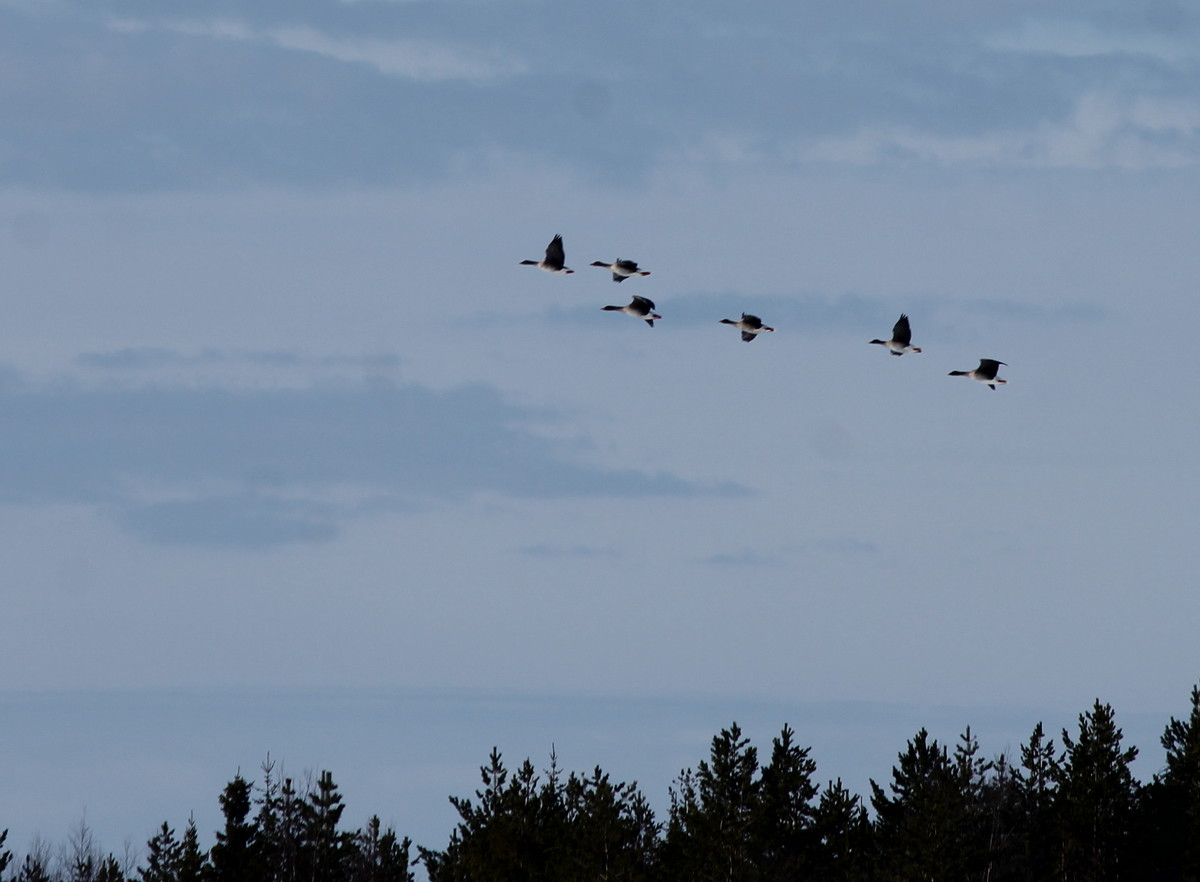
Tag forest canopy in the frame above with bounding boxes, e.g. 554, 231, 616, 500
4, 684, 1200, 881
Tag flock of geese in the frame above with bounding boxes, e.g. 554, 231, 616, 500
521, 234, 1008, 390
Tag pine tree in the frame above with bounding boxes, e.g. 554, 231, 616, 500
753, 724, 818, 881
663, 723, 760, 882
810, 779, 870, 881
1135, 681, 1200, 880
1057, 700, 1139, 882
869, 727, 984, 881
421, 748, 559, 882
1013, 720, 1061, 879
558, 766, 658, 882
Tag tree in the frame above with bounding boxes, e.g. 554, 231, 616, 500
1057, 700, 1139, 882
1134, 681, 1200, 880
753, 724, 819, 881
558, 766, 658, 882
810, 779, 870, 881
141, 823, 182, 882
350, 816, 414, 882
663, 723, 760, 882
869, 727, 986, 881
16, 835, 54, 882
421, 748, 559, 882
300, 770, 354, 882
0, 829, 12, 879
207, 774, 260, 882
178, 819, 208, 882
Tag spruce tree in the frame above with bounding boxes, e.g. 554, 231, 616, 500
178, 819, 208, 882
140, 823, 182, 882
0, 829, 11, 879
1057, 700, 1139, 882
207, 775, 260, 882
301, 771, 354, 882
350, 816, 414, 882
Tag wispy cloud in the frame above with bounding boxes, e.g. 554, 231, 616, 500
107, 16, 525, 82
796, 93, 1200, 170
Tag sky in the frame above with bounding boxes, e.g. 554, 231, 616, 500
3, 0, 1200, 864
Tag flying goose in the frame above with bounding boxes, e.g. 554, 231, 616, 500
719, 313, 775, 342
520, 234, 573, 274
602, 295, 661, 327
949, 359, 1007, 390
590, 259, 651, 282
870, 314, 922, 356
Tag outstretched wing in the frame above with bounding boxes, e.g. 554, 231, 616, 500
977, 359, 1005, 378
892, 314, 913, 345
544, 235, 566, 270
632, 295, 655, 311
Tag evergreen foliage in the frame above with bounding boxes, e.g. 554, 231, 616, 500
6, 684, 1200, 882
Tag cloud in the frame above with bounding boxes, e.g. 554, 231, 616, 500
795, 93, 1200, 170
107, 16, 524, 82
0, 367, 718, 547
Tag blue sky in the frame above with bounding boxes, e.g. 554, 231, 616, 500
3, 0, 1200, 862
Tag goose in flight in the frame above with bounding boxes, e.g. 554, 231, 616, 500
719, 313, 775, 342
520, 234, 573, 274
602, 295, 661, 327
870, 314, 922, 356
590, 259, 651, 282
949, 359, 1007, 390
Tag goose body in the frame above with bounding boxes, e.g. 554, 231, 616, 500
949, 359, 1007, 390
520, 234, 573, 274
870, 313, 922, 356
719, 313, 775, 342
602, 295, 661, 327
591, 259, 651, 282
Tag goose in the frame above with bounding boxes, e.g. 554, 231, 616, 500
602, 295, 661, 327
949, 359, 1007, 390
870, 314, 922, 356
590, 259, 651, 282
520, 234, 573, 274
719, 313, 775, 342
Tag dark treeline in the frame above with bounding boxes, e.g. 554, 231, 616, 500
4, 685, 1200, 882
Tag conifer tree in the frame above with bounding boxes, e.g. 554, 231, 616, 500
140, 823, 182, 882
350, 816, 414, 882
869, 727, 984, 881
1135, 681, 1200, 880
1013, 720, 1061, 878
207, 775, 260, 882
811, 779, 870, 881
753, 724, 818, 881
301, 771, 354, 882
421, 748, 558, 882
15, 836, 54, 882
1057, 700, 1139, 882
0, 829, 11, 879
177, 819, 208, 882
558, 766, 658, 882
664, 723, 760, 882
